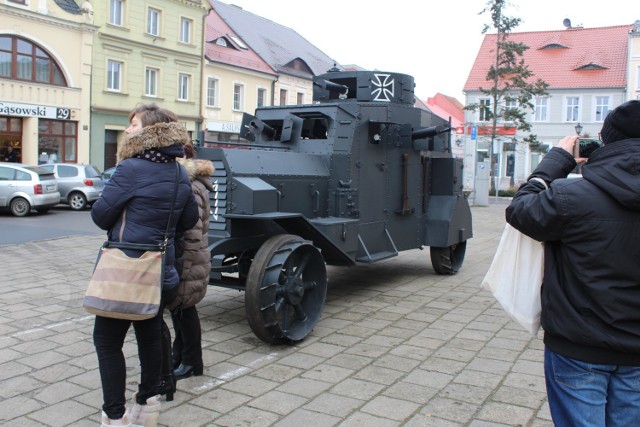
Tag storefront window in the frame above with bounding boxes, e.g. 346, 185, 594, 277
38, 119, 77, 164
0, 117, 22, 163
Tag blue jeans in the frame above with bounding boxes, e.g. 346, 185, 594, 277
545, 348, 640, 426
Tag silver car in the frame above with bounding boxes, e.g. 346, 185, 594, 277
0, 163, 60, 217
40, 163, 105, 210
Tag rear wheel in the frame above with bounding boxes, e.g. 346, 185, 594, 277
10, 197, 30, 217
245, 234, 327, 344
68, 192, 87, 210
430, 241, 467, 275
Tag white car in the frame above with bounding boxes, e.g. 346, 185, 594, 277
0, 163, 60, 217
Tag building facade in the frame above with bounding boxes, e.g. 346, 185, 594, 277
463, 24, 631, 198
202, 7, 276, 146
628, 20, 640, 101
90, 0, 207, 170
0, 0, 96, 166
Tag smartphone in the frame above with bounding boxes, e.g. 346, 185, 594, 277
573, 138, 603, 158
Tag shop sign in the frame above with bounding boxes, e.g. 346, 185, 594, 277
206, 120, 241, 133
0, 101, 70, 119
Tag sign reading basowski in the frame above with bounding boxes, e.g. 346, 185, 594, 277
0, 102, 70, 120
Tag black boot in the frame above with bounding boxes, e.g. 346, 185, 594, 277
158, 320, 176, 401
157, 372, 176, 402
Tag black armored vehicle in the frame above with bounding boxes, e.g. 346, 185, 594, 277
197, 69, 473, 344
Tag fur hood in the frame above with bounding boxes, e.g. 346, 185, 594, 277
117, 122, 190, 162
177, 157, 215, 189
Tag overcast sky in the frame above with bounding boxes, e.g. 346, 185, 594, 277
220, 0, 636, 102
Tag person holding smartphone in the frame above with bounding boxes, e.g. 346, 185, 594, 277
505, 100, 640, 426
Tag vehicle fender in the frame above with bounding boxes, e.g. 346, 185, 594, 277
424, 195, 473, 247
9, 191, 35, 206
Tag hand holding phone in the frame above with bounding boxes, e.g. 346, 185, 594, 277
573, 138, 603, 159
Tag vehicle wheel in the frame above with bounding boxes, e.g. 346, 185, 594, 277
35, 207, 50, 214
245, 234, 327, 344
10, 197, 31, 217
430, 241, 467, 275
68, 192, 87, 210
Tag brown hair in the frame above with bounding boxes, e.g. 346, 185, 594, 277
129, 103, 178, 127
183, 143, 196, 159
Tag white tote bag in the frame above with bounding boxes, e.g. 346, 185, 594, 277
481, 223, 543, 336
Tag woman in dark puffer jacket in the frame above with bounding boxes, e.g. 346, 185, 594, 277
168, 144, 214, 381
91, 103, 198, 427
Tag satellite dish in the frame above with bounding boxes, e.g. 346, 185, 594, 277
563, 18, 572, 28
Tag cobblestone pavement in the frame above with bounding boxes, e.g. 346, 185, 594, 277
0, 202, 553, 427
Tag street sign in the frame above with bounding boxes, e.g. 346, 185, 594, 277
471, 125, 477, 141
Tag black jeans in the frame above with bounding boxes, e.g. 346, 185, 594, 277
93, 311, 162, 420
170, 305, 202, 367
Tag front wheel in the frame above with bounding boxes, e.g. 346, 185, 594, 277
245, 234, 327, 344
430, 241, 467, 275
10, 197, 31, 217
68, 192, 87, 210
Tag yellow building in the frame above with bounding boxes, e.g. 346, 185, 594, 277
0, 0, 96, 166
90, 0, 208, 169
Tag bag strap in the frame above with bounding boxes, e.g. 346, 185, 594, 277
162, 162, 180, 250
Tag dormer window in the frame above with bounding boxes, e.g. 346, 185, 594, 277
228, 34, 248, 50
215, 38, 227, 47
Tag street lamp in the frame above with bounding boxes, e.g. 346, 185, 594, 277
574, 122, 583, 136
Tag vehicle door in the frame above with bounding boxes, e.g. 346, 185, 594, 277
0, 166, 16, 206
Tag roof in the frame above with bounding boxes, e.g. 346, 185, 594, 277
464, 25, 631, 92
421, 93, 464, 127
205, 9, 276, 75
210, 1, 339, 78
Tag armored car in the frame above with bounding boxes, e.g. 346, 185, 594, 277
197, 69, 473, 344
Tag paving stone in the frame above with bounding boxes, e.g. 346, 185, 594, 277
0, 203, 560, 425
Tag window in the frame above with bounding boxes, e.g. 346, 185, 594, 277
595, 96, 610, 122
215, 38, 227, 47
479, 98, 491, 122
38, 119, 77, 162
637, 65, 640, 90
279, 89, 288, 106
257, 88, 266, 107
147, 8, 160, 36
565, 96, 580, 122
233, 83, 244, 111
206, 78, 218, 107
297, 92, 304, 105
107, 60, 122, 92
145, 67, 158, 97
179, 18, 192, 44
534, 97, 548, 122
0, 35, 66, 85
7, 0, 27, 5
178, 73, 189, 101
109, 0, 124, 26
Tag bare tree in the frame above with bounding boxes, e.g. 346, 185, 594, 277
466, 0, 549, 192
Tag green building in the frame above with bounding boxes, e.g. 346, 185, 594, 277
90, 0, 208, 169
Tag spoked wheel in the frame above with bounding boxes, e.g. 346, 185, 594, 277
430, 241, 467, 275
245, 234, 327, 344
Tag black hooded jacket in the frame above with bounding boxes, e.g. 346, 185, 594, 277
506, 139, 640, 365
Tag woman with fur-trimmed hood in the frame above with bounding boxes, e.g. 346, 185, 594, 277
168, 145, 214, 381
91, 103, 198, 427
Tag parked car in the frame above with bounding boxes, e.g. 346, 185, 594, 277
102, 166, 116, 185
0, 163, 60, 217
39, 163, 104, 210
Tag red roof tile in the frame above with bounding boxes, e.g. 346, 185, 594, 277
464, 25, 631, 92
